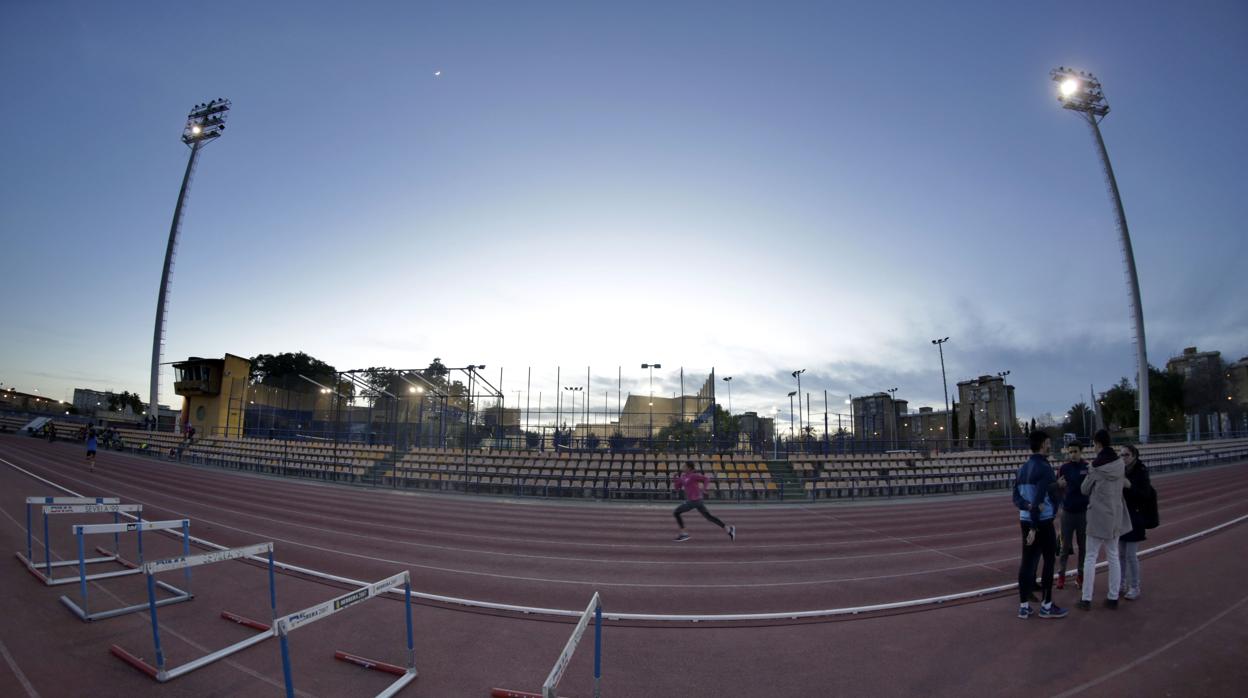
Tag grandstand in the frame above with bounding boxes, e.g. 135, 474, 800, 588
26, 424, 1230, 503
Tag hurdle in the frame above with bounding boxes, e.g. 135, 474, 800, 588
110, 542, 279, 682
14, 496, 142, 585
275, 570, 416, 698
59, 519, 192, 622
491, 592, 603, 698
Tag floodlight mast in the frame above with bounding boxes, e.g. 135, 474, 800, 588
1050, 67, 1149, 443
148, 99, 231, 430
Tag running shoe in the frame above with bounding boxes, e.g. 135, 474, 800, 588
674, 533, 690, 542
1038, 603, 1068, 619
1017, 605, 1034, 620
1076, 600, 1091, 611
1124, 588, 1140, 601
727, 525, 736, 541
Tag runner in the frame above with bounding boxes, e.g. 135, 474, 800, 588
672, 462, 735, 542
85, 427, 98, 472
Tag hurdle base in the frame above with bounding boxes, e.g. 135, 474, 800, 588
112, 614, 276, 682
15, 551, 127, 586
334, 650, 418, 697
59, 580, 192, 622
221, 610, 271, 632
490, 689, 549, 698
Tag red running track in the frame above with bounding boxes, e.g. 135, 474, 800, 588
1, 434, 1247, 697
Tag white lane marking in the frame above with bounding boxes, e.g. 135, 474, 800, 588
0, 637, 39, 698
1051, 594, 1248, 698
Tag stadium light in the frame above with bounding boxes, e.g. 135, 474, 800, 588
722, 376, 733, 413
149, 98, 231, 432
931, 337, 951, 443
1051, 66, 1149, 442
641, 363, 661, 443
791, 369, 806, 435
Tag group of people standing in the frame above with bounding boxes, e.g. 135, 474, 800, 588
1014, 428, 1158, 619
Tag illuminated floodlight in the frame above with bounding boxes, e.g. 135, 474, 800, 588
1060, 78, 1078, 96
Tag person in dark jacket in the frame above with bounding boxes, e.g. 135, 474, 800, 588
1013, 430, 1067, 619
1118, 444, 1150, 601
1056, 442, 1091, 590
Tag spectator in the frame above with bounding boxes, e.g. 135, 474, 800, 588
1078, 429, 1133, 611
1056, 442, 1091, 590
1118, 444, 1151, 601
1012, 430, 1066, 619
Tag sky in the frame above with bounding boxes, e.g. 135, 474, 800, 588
1, 0, 1246, 428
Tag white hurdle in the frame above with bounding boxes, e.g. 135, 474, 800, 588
111, 542, 278, 682
59, 519, 193, 622
15, 496, 140, 585
491, 592, 603, 698
275, 570, 417, 698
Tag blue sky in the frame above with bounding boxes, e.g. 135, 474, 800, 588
1, 1, 1246, 427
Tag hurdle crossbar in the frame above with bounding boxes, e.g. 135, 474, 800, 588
15, 497, 136, 585
59, 519, 192, 622
277, 570, 417, 698
542, 592, 602, 698
110, 542, 278, 682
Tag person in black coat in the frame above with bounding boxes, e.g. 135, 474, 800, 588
1118, 444, 1150, 600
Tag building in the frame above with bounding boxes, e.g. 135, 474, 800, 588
1230, 356, 1248, 434
852, 393, 908, 445
899, 406, 953, 443
737, 411, 775, 445
956, 375, 1017, 447
0, 387, 66, 415
1167, 347, 1233, 438
173, 354, 252, 438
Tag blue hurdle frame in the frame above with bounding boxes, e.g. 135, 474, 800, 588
542, 592, 603, 698
15, 496, 143, 585
109, 542, 279, 682
58, 519, 192, 622
275, 570, 417, 698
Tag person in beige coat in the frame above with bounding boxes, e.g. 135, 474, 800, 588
1078, 429, 1133, 610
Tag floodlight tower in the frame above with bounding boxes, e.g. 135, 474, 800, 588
1051, 67, 1149, 443
148, 99, 230, 429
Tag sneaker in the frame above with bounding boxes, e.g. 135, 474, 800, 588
1104, 598, 1119, 610
674, 533, 690, 542
1124, 588, 1140, 601
1055, 576, 1065, 591
1076, 600, 1091, 611
1017, 605, 1034, 620
1039, 603, 1068, 619
1075, 573, 1084, 589
727, 525, 736, 541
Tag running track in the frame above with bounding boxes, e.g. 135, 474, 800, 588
1, 434, 1246, 696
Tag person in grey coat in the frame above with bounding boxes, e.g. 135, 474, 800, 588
1078, 429, 1133, 611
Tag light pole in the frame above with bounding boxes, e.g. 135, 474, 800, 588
887, 387, 899, 448
1052, 67, 1150, 443
931, 337, 951, 445
722, 376, 733, 413
787, 391, 797, 442
564, 386, 582, 446
791, 369, 806, 436
149, 99, 230, 431
641, 363, 661, 447
997, 370, 1012, 446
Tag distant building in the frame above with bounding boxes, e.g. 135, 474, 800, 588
738, 411, 775, 445
852, 393, 908, 445
1167, 347, 1234, 438
1230, 356, 1248, 434
899, 406, 952, 442
0, 388, 65, 415
173, 354, 251, 437
956, 375, 1017, 446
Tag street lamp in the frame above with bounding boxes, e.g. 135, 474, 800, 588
931, 337, 951, 443
787, 391, 797, 440
1052, 67, 1150, 443
791, 369, 806, 436
998, 370, 1012, 446
641, 363, 661, 445
722, 376, 733, 413
149, 99, 230, 432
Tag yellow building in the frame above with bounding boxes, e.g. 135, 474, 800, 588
174, 354, 251, 437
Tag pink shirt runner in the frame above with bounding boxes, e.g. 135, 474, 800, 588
674, 472, 708, 501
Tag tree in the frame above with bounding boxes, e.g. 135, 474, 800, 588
249, 352, 337, 392
950, 402, 959, 442
584, 433, 601, 450
1062, 402, 1094, 439
1149, 366, 1185, 436
1029, 417, 1036, 434
106, 391, 145, 414
1099, 377, 1137, 431
968, 412, 977, 445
